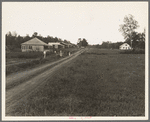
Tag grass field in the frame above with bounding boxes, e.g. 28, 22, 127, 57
10, 48, 145, 116
6, 48, 80, 75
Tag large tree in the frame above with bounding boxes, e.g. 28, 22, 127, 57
119, 14, 139, 48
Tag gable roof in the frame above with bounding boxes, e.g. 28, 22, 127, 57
21, 37, 48, 46
120, 43, 131, 47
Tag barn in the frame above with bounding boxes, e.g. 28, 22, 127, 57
21, 37, 49, 52
119, 43, 132, 50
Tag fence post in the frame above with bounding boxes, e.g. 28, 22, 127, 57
60, 50, 62, 57
43, 51, 46, 58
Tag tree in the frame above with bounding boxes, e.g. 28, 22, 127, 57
136, 32, 145, 49
6, 31, 17, 46
32, 32, 38, 37
64, 40, 68, 43
12, 31, 17, 37
77, 38, 88, 47
77, 38, 82, 47
119, 14, 139, 48
82, 38, 88, 47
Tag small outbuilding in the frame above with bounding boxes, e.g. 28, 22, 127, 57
48, 42, 64, 49
21, 37, 49, 52
60, 42, 71, 48
119, 43, 132, 50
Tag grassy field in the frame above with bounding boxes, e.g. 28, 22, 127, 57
10, 48, 145, 116
6, 48, 80, 75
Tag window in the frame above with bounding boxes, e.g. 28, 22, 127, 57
29, 45, 32, 49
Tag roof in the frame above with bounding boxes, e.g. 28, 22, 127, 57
21, 37, 48, 46
60, 42, 72, 46
120, 43, 131, 47
48, 42, 62, 46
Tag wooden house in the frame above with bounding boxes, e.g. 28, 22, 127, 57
21, 37, 50, 52
119, 43, 132, 50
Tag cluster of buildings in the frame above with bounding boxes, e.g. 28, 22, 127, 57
21, 37, 132, 52
21, 37, 76, 52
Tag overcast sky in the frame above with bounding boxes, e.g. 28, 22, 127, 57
2, 2, 148, 44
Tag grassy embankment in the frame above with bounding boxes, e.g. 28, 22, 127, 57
6, 48, 80, 75
10, 48, 145, 116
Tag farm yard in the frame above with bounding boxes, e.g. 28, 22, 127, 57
6, 48, 145, 116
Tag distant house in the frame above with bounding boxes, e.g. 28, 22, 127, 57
119, 43, 132, 50
21, 37, 49, 52
48, 42, 64, 49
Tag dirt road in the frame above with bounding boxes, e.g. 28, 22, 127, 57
6, 49, 85, 116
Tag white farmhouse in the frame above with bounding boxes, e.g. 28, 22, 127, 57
21, 37, 49, 52
119, 43, 132, 50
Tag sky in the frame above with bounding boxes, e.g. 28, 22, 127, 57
2, 2, 148, 45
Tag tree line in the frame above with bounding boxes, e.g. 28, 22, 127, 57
93, 41, 124, 49
6, 32, 72, 51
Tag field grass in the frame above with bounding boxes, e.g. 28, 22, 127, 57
9, 48, 145, 116
6, 52, 44, 59
120, 49, 145, 54
6, 48, 80, 75
6, 54, 61, 75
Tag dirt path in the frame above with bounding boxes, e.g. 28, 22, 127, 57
6, 49, 85, 116
6, 49, 82, 90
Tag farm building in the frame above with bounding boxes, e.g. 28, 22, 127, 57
60, 42, 73, 48
119, 43, 132, 50
21, 37, 50, 52
48, 42, 64, 49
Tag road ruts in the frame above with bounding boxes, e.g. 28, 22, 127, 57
5, 48, 86, 116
